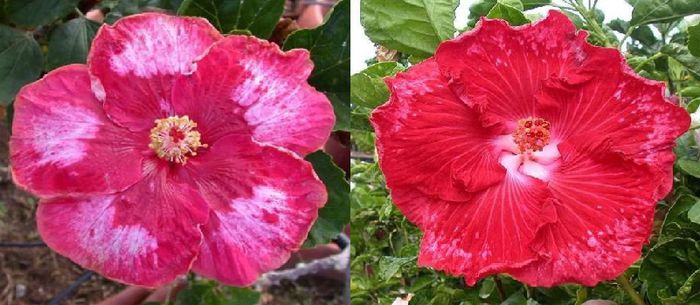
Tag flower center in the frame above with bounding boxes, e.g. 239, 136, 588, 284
512, 117, 551, 153
149, 115, 207, 164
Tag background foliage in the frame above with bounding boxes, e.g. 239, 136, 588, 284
0, 0, 349, 303
352, 0, 700, 304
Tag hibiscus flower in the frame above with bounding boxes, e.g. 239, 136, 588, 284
370, 11, 690, 287
10, 13, 335, 287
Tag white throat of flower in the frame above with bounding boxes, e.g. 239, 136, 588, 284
494, 117, 560, 182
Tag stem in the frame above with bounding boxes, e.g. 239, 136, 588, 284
633, 53, 664, 72
575, 286, 588, 305
494, 275, 506, 302
618, 27, 634, 49
570, 0, 611, 47
616, 274, 646, 305
74, 7, 85, 17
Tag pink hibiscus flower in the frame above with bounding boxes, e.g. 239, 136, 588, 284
370, 11, 690, 287
10, 13, 335, 287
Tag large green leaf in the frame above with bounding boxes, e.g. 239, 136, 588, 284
661, 193, 700, 241
284, 0, 350, 131
639, 238, 700, 305
5, 0, 79, 27
486, 0, 529, 26
468, 0, 548, 26
47, 17, 101, 70
0, 25, 42, 106
689, 23, 700, 57
350, 62, 404, 109
661, 43, 700, 79
377, 256, 415, 281
361, 0, 458, 58
630, 0, 700, 27
177, 0, 284, 38
679, 159, 700, 178
303, 151, 349, 247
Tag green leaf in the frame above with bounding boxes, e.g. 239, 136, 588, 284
175, 281, 219, 305
630, 0, 700, 27
0, 25, 42, 106
5, 0, 79, 27
478, 277, 495, 298
689, 23, 700, 57
661, 43, 700, 80
486, 0, 529, 26
680, 86, 700, 98
47, 17, 101, 70
177, 0, 284, 39
226, 287, 261, 305
303, 151, 349, 247
102, 0, 180, 24
327, 92, 350, 131
521, 0, 551, 10
377, 256, 415, 280
468, 0, 548, 27
284, 0, 349, 131
689, 201, 700, 225
350, 62, 404, 109
679, 159, 700, 178
361, 0, 458, 58
639, 238, 700, 305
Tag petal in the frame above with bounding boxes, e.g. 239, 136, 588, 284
508, 142, 658, 287
539, 46, 689, 195
172, 35, 334, 155
37, 167, 209, 287
184, 134, 327, 286
10, 64, 147, 197
371, 58, 505, 202
88, 13, 222, 131
416, 177, 554, 286
435, 11, 590, 123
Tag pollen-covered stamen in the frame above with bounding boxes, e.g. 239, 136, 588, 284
149, 115, 207, 164
512, 117, 551, 153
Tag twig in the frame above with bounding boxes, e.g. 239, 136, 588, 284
47, 271, 95, 305
616, 274, 646, 305
493, 275, 506, 302
0, 241, 46, 248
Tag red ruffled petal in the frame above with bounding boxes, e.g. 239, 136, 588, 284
435, 11, 590, 125
88, 13, 222, 131
373, 9, 690, 287
371, 58, 505, 202
415, 177, 554, 286
507, 141, 658, 286
10, 65, 147, 197
37, 167, 209, 287
172, 35, 334, 155
539, 44, 689, 198
184, 134, 327, 286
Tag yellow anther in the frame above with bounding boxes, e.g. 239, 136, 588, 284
149, 115, 207, 164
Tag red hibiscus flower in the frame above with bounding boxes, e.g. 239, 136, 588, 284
370, 11, 690, 287
10, 13, 334, 287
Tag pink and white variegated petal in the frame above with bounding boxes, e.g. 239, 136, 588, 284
37, 168, 209, 287
10, 64, 147, 198
172, 35, 334, 155
185, 134, 327, 286
88, 13, 222, 131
